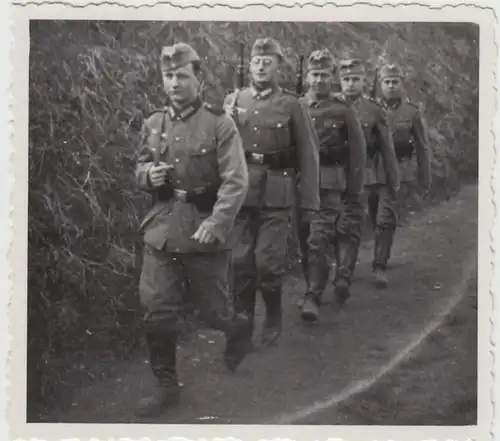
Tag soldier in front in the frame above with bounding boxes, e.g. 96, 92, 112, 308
134, 43, 251, 417
298, 49, 366, 322
371, 63, 432, 286
337, 58, 400, 288
224, 38, 320, 345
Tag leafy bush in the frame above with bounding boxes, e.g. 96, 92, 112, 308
27, 20, 478, 415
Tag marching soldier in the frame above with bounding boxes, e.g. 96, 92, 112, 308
372, 63, 432, 286
299, 49, 366, 322
134, 42, 251, 417
224, 38, 320, 345
337, 58, 400, 288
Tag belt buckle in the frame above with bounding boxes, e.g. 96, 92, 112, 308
174, 189, 188, 202
251, 153, 265, 164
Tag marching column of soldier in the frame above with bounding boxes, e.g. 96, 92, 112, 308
133, 37, 432, 416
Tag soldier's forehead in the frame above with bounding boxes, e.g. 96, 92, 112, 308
161, 63, 194, 73
251, 54, 279, 60
309, 67, 333, 73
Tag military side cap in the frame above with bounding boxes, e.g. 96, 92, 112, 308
307, 49, 335, 71
251, 37, 284, 59
160, 42, 200, 71
379, 63, 403, 79
338, 58, 366, 77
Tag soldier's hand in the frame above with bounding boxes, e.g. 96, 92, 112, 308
192, 225, 217, 244
148, 163, 173, 188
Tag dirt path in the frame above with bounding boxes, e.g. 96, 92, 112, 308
42, 184, 478, 425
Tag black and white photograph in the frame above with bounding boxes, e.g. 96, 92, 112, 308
6, 1, 496, 440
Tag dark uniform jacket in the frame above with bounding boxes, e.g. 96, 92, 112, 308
135, 98, 249, 253
300, 92, 366, 196
224, 86, 320, 213
349, 94, 400, 196
377, 97, 432, 188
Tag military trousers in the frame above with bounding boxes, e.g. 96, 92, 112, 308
367, 184, 399, 270
139, 245, 236, 385
230, 207, 292, 324
305, 189, 363, 301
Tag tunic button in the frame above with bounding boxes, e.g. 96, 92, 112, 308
175, 158, 180, 163
253, 127, 258, 132
277, 123, 282, 128
201, 148, 207, 153
254, 110, 259, 115
175, 136, 180, 141
312, 118, 316, 122
253, 143, 258, 148
161, 133, 167, 139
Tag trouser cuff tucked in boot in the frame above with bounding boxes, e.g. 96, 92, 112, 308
305, 252, 330, 302
260, 285, 283, 346
373, 227, 395, 270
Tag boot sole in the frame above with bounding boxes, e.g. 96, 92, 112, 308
335, 285, 350, 305
300, 309, 319, 323
373, 279, 388, 289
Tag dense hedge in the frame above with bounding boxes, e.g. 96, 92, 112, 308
27, 20, 478, 415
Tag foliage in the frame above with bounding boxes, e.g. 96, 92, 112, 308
27, 20, 479, 415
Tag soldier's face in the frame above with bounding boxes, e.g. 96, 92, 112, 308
249, 55, 280, 85
307, 68, 334, 96
340, 74, 364, 96
162, 63, 200, 106
381, 76, 403, 99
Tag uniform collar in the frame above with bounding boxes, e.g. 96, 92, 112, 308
380, 97, 402, 109
250, 83, 277, 100
346, 93, 363, 106
168, 96, 202, 120
305, 91, 329, 107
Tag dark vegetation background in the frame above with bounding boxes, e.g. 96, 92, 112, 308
27, 21, 479, 417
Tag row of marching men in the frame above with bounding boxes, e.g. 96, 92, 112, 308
133, 37, 431, 417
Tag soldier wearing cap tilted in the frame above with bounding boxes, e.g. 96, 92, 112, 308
297, 49, 366, 322
371, 63, 431, 286
134, 42, 251, 417
338, 58, 400, 288
224, 38, 320, 345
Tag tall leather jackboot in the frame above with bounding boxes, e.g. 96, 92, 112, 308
300, 255, 329, 323
334, 240, 357, 305
223, 312, 253, 372
298, 221, 311, 283
232, 276, 257, 341
373, 228, 394, 288
203, 306, 254, 372
261, 286, 283, 346
135, 323, 180, 417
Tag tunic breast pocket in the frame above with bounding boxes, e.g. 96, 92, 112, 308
186, 141, 219, 187
392, 119, 413, 144
320, 118, 345, 148
360, 120, 375, 142
258, 116, 291, 151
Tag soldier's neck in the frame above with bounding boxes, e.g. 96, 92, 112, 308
251, 80, 277, 92
347, 92, 363, 103
307, 90, 329, 102
170, 95, 201, 111
385, 96, 403, 107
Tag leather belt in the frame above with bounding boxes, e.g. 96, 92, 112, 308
170, 184, 220, 212
245, 150, 296, 170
